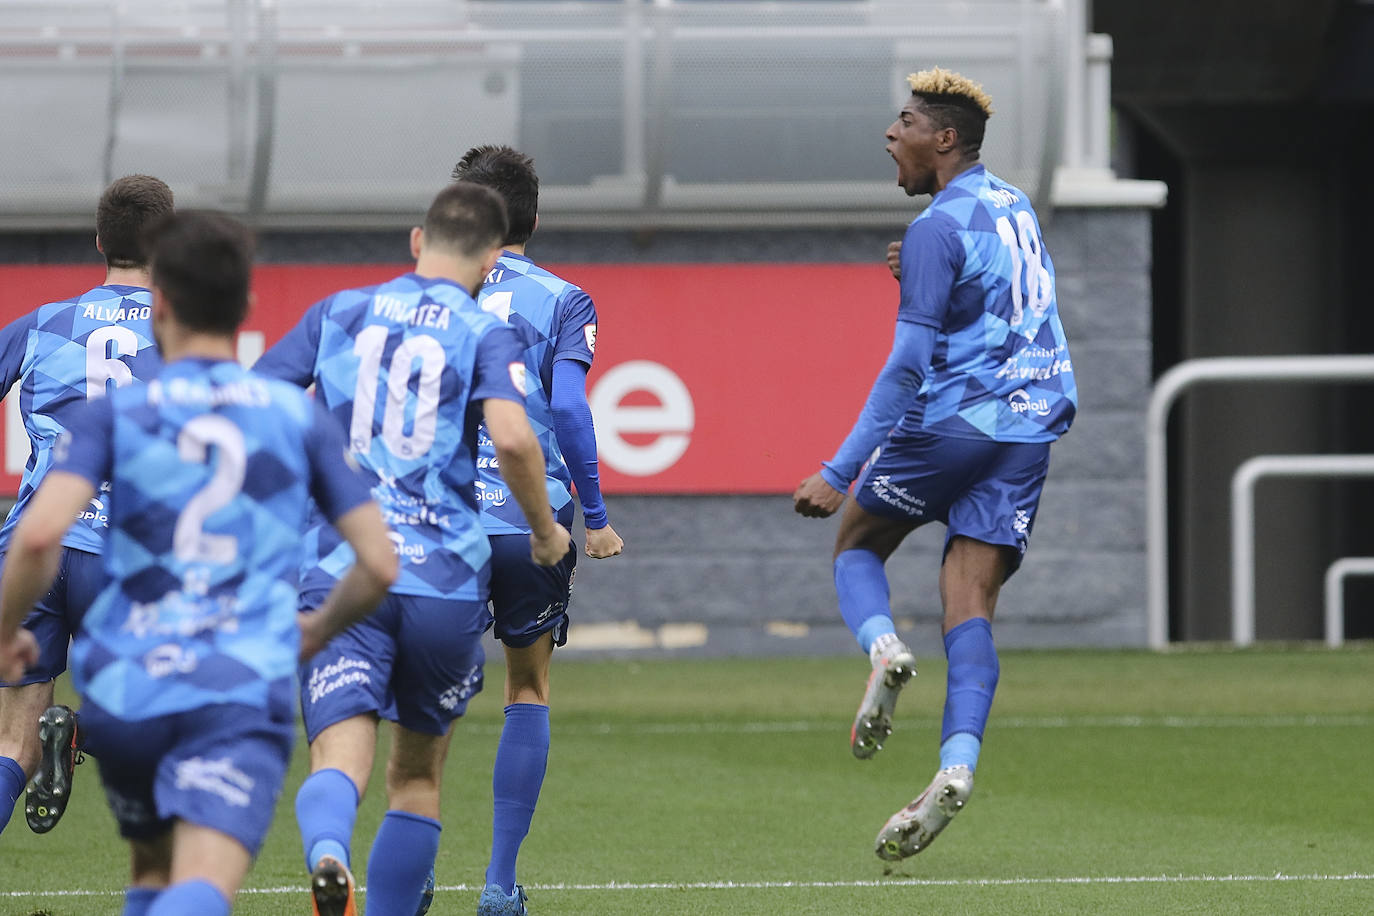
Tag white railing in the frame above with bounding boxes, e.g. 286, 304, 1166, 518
1324, 557, 1373, 648
1145, 355, 1374, 648
1230, 455, 1374, 647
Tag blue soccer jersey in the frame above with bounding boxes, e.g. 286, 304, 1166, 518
254, 273, 526, 601
894, 165, 1076, 442
0, 285, 161, 554
57, 358, 371, 720
475, 252, 597, 534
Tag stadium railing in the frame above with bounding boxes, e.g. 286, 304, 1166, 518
0, 0, 1088, 228
1146, 355, 1374, 648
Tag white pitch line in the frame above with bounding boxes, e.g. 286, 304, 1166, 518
478, 714, 1374, 737
5, 873, 1372, 898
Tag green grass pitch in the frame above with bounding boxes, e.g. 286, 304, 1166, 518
1, 646, 1371, 914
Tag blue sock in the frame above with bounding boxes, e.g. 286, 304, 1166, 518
0, 755, 24, 834
366, 810, 442, 916
834, 549, 895, 654
939, 617, 1000, 772
121, 886, 159, 916
146, 880, 228, 916
486, 703, 550, 894
295, 768, 359, 871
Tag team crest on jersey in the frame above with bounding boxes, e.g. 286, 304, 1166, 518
583, 324, 597, 353
508, 362, 528, 396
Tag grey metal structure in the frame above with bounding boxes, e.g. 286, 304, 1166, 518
1146, 356, 1374, 649
0, 0, 1076, 228
1323, 557, 1371, 649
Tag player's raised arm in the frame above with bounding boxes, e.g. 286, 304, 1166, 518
483, 397, 571, 566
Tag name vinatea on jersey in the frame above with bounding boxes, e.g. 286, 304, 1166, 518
373, 294, 452, 330
146, 377, 271, 408
81, 303, 152, 322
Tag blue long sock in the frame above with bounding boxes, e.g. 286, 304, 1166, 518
146, 880, 228, 916
365, 810, 442, 916
295, 768, 360, 871
0, 755, 24, 834
834, 549, 896, 654
121, 887, 159, 916
486, 703, 550, 895
939, 617, 1000, 772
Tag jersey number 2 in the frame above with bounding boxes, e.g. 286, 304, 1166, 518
173, 415, 246, 565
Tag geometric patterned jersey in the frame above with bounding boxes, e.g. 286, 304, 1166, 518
474, 251, 597, 534
894, 164, 1077, 443
59, 357, 370, 719
254, 272, 526, 601
0, 285, 161, 555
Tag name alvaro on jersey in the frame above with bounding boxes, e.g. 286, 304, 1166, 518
81, 303, 153, 322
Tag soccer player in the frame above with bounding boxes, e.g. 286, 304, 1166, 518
254, 182, 572, 916
451, 145, 624, 916
0, 174, 172, 837
0, 209, 397, 916
793, 68, 1077, 860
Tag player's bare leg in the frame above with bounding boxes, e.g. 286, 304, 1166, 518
833, 502, 920, 759
301, 714, 377, 916
876, 537, 1006, 860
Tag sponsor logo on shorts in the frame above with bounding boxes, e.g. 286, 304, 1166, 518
307, 656, 374, 704
174, 756, 255, 808
535, 600, 567, 627
438, 664, 483, 711
143, 643, 198, 678
1008, 388, 1052, 417
867, 474, 927, 516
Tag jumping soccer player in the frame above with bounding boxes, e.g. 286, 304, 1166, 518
0, 175, 172, 837
793, 67, 1077, 860
0, 209, 396, 916
254, 182, 572, 916
452, 144, 624, 916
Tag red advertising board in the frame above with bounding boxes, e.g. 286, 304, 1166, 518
0, 263, 897, 494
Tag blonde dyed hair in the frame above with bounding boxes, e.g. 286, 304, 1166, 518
906, 67, 994, 117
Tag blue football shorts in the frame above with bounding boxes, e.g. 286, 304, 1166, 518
487, 533, 577, 649
853, 430, 1052, 576
79, 690, 295, 856
298, 590, 488, 742
0, 546, 107, 687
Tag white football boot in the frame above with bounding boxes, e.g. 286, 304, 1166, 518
874, 764, 974, 861
850, 637, 917, 759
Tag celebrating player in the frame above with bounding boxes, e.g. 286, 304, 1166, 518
254, 182, 572, 916
0, 210, 396, 915
0, 175, 172, 837
793, 68, 1077, 860
452, 144, 624, 916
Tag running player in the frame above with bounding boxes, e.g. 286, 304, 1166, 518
0, 175, 172, 837
451, 144, 624, 916
793, 67, 1077, 860
0, 209, 396, 916
254, 182, 572, 916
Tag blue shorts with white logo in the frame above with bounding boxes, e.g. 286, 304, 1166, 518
854, 431, 1052, 576
0, 546, 106, 687
79, 689, 295, 855
298, 591, 487, 742
488, 533, 577, 649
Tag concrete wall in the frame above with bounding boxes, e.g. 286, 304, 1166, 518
0, 207, 1154, 657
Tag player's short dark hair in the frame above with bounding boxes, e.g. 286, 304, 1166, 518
422, 182, 509, 258
96, 174, 175, 269
144, 210, 254, 335
450, 145, 538, 246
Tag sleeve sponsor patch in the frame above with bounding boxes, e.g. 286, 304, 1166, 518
583, 324, 597, 353
508, 362, 528, 396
